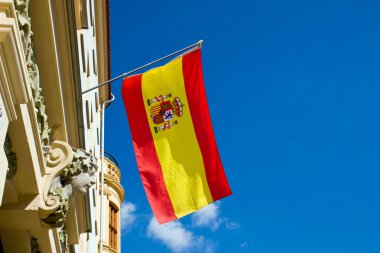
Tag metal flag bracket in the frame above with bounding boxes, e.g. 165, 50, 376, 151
81, 40, 203, 95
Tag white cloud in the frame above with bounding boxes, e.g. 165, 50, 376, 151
192, 203, 240, 231
240, 240, 254, 248
225, 220, 240, 230
146, 217, 216, 253
192, 203, 222, 230
240, 241, 249, 248
120, 202, 137, 233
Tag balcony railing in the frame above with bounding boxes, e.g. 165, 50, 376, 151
104, 151, 119, 167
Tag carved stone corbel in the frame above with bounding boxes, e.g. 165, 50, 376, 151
38, 141, 73, 227
38, 141, 97, 227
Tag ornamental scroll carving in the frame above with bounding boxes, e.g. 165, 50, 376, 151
58, 226, 69, 253
38, 141, 97, 227
14, 0, 51, 146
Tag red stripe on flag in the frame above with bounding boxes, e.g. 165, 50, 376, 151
182, 49, 232, 201
122, 75, 177, 223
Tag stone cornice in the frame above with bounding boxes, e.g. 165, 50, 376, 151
0, 0, 30, 122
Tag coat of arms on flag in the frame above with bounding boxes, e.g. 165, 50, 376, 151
147, 94, 184, 133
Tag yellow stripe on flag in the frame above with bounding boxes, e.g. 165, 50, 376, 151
142, 57, 213, 218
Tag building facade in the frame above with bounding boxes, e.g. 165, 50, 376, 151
0, 0, 124, 252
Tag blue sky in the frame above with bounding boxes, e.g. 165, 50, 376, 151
106, 1, 380, 252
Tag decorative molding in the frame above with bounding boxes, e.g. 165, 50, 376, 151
61, 148, 97, 185
58, 226, 69, 253
4, 134, 17, 179
106, 160, 121, 180
104, 173, 124, 203
38, 141, 98, 227
103, 244, 118, 253
14, 0, 51, 146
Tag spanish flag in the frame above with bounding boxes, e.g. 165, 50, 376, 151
122, 48, 231, 224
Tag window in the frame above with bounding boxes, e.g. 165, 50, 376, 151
80, 0, 88, 29
85, 100, 90, 129
92, 189, 96, 207
92, 49, 97, 75
109, 204, 118, 250
97, 128, 100, 145
87, 52, 90, 77
90, 103, 93, 123
95, 92, 99, 111
89, 0, 93, 27
84, 191, 92, 233
80, 34, 85, 73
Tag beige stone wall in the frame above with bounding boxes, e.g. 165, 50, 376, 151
0, 0, 114, 252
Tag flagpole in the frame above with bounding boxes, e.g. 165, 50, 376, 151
82, 40, 203, 94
